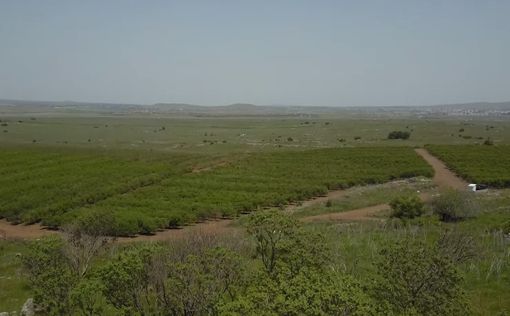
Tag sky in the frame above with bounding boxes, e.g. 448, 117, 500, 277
0, 1, 509, 107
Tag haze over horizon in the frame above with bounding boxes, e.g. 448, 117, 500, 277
1, 1, 509, 107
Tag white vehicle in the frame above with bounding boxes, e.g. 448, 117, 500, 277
468, 184, 488, 192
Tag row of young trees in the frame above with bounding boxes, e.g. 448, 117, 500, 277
22, 210, 473, 315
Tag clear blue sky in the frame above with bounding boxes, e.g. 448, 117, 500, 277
0, 1, 509, 106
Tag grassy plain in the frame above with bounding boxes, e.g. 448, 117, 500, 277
1, 115, 510, 153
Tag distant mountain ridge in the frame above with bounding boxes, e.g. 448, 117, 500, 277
1, 98, 510, 118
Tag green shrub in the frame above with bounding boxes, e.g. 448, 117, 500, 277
388, 131, 410, 140
430, 189, 479, 222
389, 195, 424, 219
374, 237, 470, 315
499, 220, 510, 235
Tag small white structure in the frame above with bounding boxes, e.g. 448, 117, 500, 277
468, 184, 488, 192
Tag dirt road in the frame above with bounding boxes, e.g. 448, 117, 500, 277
0, 219, 56, 239
117, 219, 237, 243
415, 148, 467, 190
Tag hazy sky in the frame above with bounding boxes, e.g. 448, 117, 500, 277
1, 1, 509, 106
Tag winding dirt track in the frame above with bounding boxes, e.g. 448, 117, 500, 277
0, 148, 467, 241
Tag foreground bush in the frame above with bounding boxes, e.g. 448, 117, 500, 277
21, 211, 472, 315
374, 237, 470, 315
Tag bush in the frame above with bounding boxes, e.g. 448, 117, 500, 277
499, 219, 510, 235
389, 195, 424, 219
388, 131, 410, 140
431, 189, 479, 222
374, 237, 470, 315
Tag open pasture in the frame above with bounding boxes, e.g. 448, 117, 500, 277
1, 115, 509, 153
426, 145, 510, 187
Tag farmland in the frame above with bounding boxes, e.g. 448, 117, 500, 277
426, 145, 510, 187
1, 146, 431, 235
0, 148, 206, 225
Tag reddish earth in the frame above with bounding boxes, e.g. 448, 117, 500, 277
414, 148, 468, 190
0, 219, 57, 240
301, 192, 433, 223
0, 148, 468, 241
117, 219, 237, 243
285, 189, 349, 213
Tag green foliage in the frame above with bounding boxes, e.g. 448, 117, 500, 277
246, 210, 300, 275
373, 237, 470, 315
390, 194, 425, 219
426, 145, 510, 187
0, 146, 432, 235
21, 236, 78, 315
69, 279, 107, 316
388, 130, 411, 140
0, 148, 196, 225
96, 244, 161, 315
85, 147, 432, 235
166, 247, 244, 315
431, 189, 479, 222
220, 271, 381, 316
230, 211, 382, 315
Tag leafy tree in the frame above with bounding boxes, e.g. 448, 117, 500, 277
96, 244, 161, 315
246, 210, 299, 275
165, 247, 244, 315
62, 221, 113, 278
220, 270, 381, 316
22, 236, 77, 315
70, 279, 107, 316
225, 210, 382, 315
373, 237, 470, 315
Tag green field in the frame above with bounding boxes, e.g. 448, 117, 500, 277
1, 115, 509, 153
1, 146, 431, 235
426, 145, 510, 187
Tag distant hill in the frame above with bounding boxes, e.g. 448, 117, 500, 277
1, 98, 510, 118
